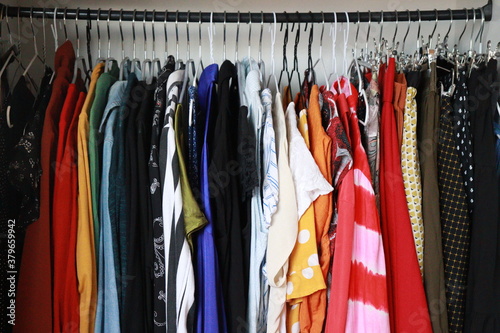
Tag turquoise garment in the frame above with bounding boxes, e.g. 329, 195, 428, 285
94, 78, 128, 333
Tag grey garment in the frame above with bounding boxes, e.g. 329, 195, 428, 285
417, 62, 449, 333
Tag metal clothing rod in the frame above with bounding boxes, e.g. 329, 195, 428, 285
0, 1, 493, 23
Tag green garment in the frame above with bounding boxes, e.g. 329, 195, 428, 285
174, 103, 208, 250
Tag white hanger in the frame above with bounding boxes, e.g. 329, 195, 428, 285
208, 12, 215, 64
313, 12, 329, 88
266, 12, 278, 92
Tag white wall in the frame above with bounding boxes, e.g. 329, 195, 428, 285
2, 0, 499, 89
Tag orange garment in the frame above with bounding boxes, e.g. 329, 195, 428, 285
299, 85, 333, 333
394, 73, 407, 148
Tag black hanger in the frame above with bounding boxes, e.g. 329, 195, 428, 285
288, 11, 303, 107
278, 12, 291, 94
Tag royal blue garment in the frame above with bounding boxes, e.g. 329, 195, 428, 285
195, 63, 227, 333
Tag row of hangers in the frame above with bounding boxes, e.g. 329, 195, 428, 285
0, 6, 497, 103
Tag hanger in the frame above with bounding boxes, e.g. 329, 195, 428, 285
0, 6, 21, 81
194, 11, 204, 82
104, 8, 117, 73
278, 12, 291, 96
400, 10, 410, 55
247, 11, 252, 60
208, 12, 215, 64
71, 8, 89, 84
163, 10, 169, 63
151, 10, 161, 79
468, 8, 476, 58
363, 10, 371, 61
313, 11, 329, 87
455, 8, 469, 55
94, 8, 105, 65
130, 10, 141, 77
174, 11, 185, 69
288, 12, 302, 103
142, 9, 154, 83
428, 9, 438, 50
328, 11, 339, 86
305, 13, 315, 85
475, 7, 485, 55
258, 11, 265, 78
391, 10, 399, 53
342, 11, 352, 96
180, 11, 196, 102
22, 8, 45, 78
235, 11, 240, 61
266, 12, 279, 92
118, 9, 130, 80
223, 11, 227, 60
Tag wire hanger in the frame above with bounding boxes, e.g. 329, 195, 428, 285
258, 11, 265, 78
118, 9, 131, 80
104, 8, 117, 73
175, 10, 184, 69
194, 11, 204, 82
223, 11, 227, 61
71, 7, 89, 84
456, 8, 469, 54
0, 5, 21, 81
401, 10, 411, 55
181, 11, 197, 103
151, 10, 161, 79
363, 10, 371, 61
130, 10, 141, 76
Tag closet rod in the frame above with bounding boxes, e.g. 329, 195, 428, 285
0, 1, 493, 23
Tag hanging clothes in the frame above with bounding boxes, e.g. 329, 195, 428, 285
209, 60, 247, 333
149, 56, 175, 332
76, 62, 104, 333
196, 63, 226, 333
52, 76, 85, 332
379, 58, 433, 333
465, 59, 500, 333
400, 70, 424, 276
14, 40, 75, 333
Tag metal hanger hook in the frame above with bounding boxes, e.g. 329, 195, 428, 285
186, 10, 191, 60
119, 9, 124, 59
458, 8, 468, 47
235, 11, 240, 59
97, 8, 101, 58
223, 11, 227, 60
107, 8, 112, 58
152, 10, 157, 59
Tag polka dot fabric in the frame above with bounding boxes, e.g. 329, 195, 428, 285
438, 72, 471, 333
453, 68, 474, 215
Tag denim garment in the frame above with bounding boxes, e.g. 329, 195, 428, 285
195, 63, 227, 333
94, 79, 128, 333
88, 63, 119, 257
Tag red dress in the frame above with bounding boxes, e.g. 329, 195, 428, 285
52, 81, 85, 332
379, 58, 432, 332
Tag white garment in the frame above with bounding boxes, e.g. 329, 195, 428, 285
244, 57, 269, 333
266, 93, 299, 333
285, 102, 333, 218
161, 69, 195, 333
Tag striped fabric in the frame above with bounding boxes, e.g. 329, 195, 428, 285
261, 88, 279, 228
161, 70, 196, 333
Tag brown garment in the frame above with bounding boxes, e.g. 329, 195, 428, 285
394, 73, 407, 148
14, 41, 75, 333
417, 62, 449, 333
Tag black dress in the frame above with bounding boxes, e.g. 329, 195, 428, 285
465, 59, 500, 332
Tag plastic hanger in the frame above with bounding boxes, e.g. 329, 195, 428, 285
258, 12, 265, 79
278, 12, 291, 98
0, 6, 20, 83
235, 11, 240, 61
118, 9, 131, 80
194, 11, 204, 83
328, 12, 342, 91
142, 10, 153, 83
22, 8, 45, 78
163, 10, 169, 64
305, 13, 315, 83
288, 13, 303, 103
104, 8, 117, 73
180, 11, 196, 102
266, 12, 279, 92
71, 8, 89, 84
208, 12, 215, 65
150, 10, 161, 79
247, 12, 252, 60
342, 12, 352, 96
130, 10, 142, 77
313, 11, 329, 88
94, 8, 105, 65
174, 11, 184, 69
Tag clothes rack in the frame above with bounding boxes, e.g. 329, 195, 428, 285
0, 1, 493, 23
